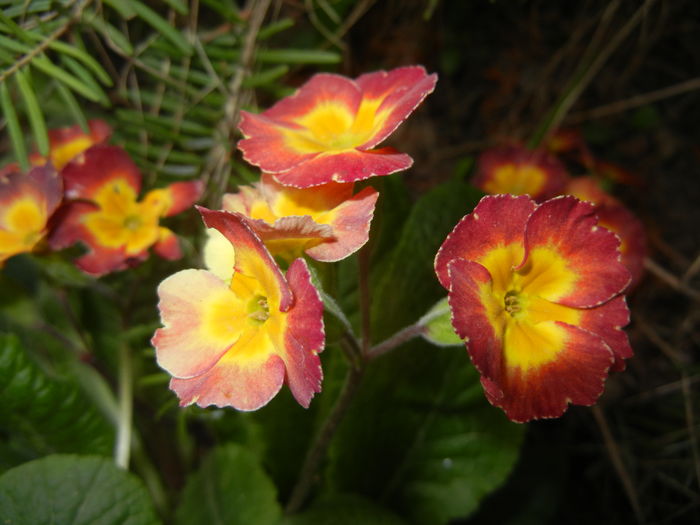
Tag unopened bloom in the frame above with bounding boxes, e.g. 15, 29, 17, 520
208, 173, 378, 263
238, 66, 437, 188
565, 176, 647, 288
435, 194, 632, 422
0, 165, 62, 265
152, 208, 324, 410
474, 145, 569, 201
49, 145, 202, 276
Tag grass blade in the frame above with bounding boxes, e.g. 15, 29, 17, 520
54, 81, 89, 132
14, 68, 48, 157
130, 1, 193, 56
33, 55, 102, 103
0, 81, 29, 171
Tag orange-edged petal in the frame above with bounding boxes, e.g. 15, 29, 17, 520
271, 146, 412, 188
520, 196, 631, 307
74, 244, 130, 276
446, 258, 505, 391
169, 354, 286, 410
488, 321, 614, 422
198, 208, 294, 312
565, 176, 619, 207
149, 180, 204, 218
237, 113, 318, 174
594, 203, 647, 289
305, 185, 378, 262
579, 295, 632, 372
354, 66, 438, 149
546, 128, 595, 169
474, 145, 569, 201
153, 227, 182, 260
434, 194, 536, 289
46, 119, 112, 170
62, 145, 141, 200
153, 269, 245, 379
280, 258, 325, 408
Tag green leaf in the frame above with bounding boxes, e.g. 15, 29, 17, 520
174, 443, 282, 525
0, 454, 161, 524
130, 1, 193, 56
0, 81, 28, 170
32, 54, 103, 102
327, 340, 524, 525
419, 297, 463, 347
61, 55, 110, 106
258, 17, 295, 40
281, 494, 408, 525
15, 67, 49, 156
85, 15, 134, 55
0, 333, 114, 456
256, 48, 341, 64
371, 178, 482, 341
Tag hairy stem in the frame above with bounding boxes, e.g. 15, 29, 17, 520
367, 322, 427, 360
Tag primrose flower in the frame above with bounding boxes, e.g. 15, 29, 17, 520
435, 194, 633, 422
238, 66, 437, 188
473, 145, 569, 201
565, 177, 647, 288
152, 208, 324, 410
209, 173, 378, 263
0, 165, 62, 265
49, 145, 203, 276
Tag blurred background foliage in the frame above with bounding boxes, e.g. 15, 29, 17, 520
1, 0, 699, 524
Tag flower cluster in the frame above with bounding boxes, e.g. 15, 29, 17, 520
153, 66, 436, 409
435, 194, 633, 422
472, 131, 647, 289
0, 121, 202, 275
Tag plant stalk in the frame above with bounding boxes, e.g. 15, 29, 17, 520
115, 341, 133, 469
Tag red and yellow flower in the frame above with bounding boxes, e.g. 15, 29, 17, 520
565, 176, 647, 288
49, 145, 202, 276
152, 208, 325, 410
237, 66, 437, 188
435, 194, 633, 422
0, 165, 62, 265
208, 173, 378, 263
473, 145, 569, 201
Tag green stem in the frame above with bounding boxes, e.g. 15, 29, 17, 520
285, 358, 364, 515
367, 322, 427, 360
115, 341, 133, 469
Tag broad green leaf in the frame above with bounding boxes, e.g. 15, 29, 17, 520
174, 443, 282, 525
0, 454, 160, 525
15, 68, 49, 156
282, 494, 408, 525
371, 178, 482, 341
0, 333, 114, 456
327, 340, 524, 525
0, 81, 28, 170
419, 297, 463, 347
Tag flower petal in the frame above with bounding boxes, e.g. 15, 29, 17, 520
272, 147, 412, 188
144, 180, 203, 218
198, 208, 294, 311
153, 227, 182, 260
153, 269, 246, 379
520, 196, 631, 307
447, 258, 505, 393
489, 321, 614, 422
169, 353, 286, 410
435, 194, 536, 289
305, 185, 379, 262
280, 258, 325, 408
579, 295, 632, 372
355, 66, 438, 149
46, 119, 112, 170
62, 145, 142, 200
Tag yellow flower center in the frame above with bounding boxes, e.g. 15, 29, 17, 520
247, 295, 270, 324
283, 98, 390, 154
0, 197, 47, 260
83, 178, 162, 255
478, 243, 582, 371
483, 163, 546, 196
